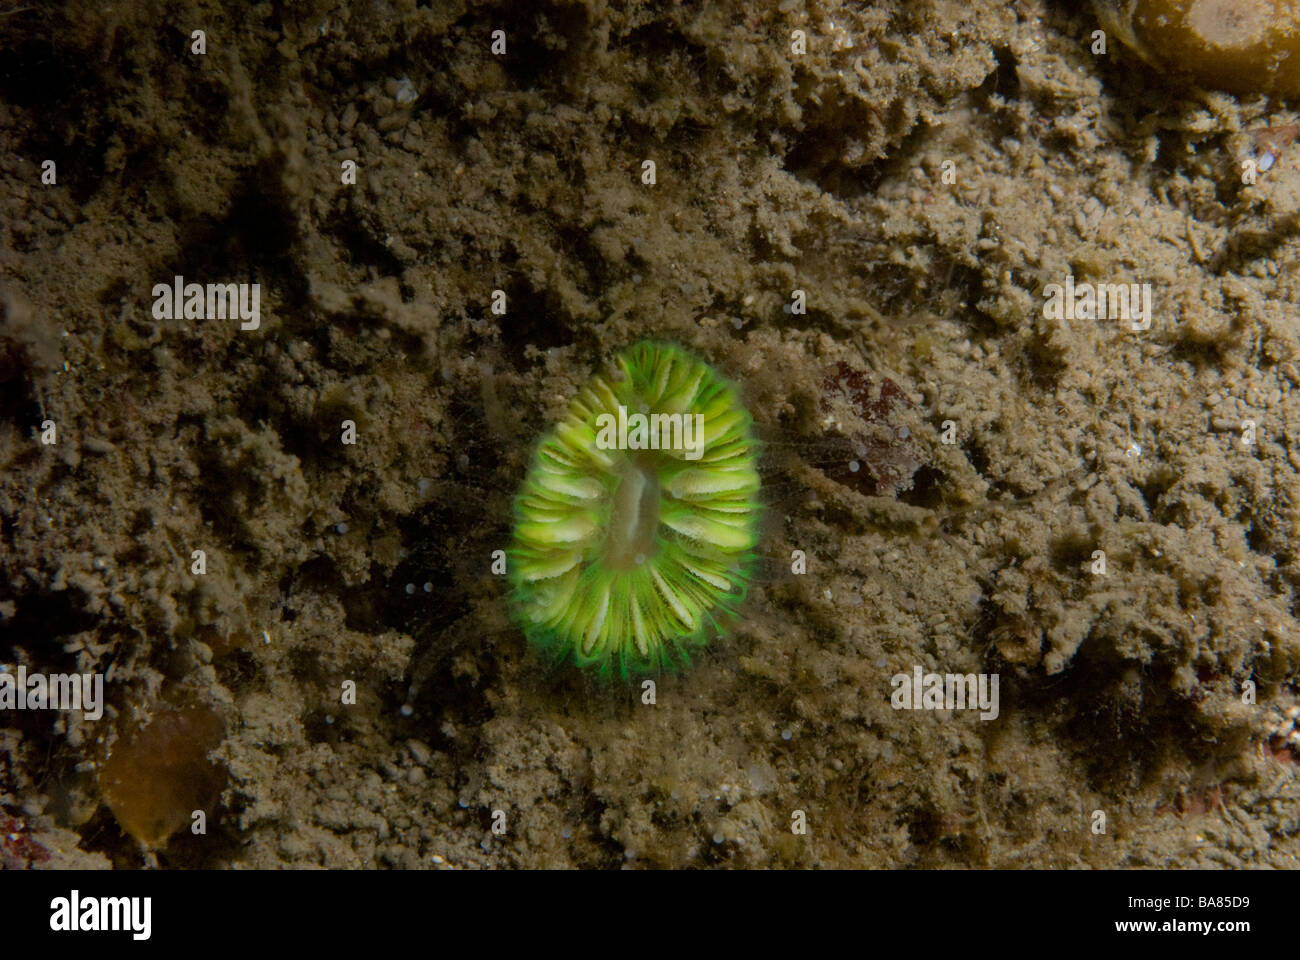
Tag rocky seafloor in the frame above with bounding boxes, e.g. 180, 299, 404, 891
1, 0, 1298, 869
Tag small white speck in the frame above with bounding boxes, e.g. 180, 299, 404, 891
823, 588, 833, 600
394, 76, 418, 105
423, 582, 433, 592
399, 703, 414, 717
1126, 442, 1141, 458
405, 583, 416, 595
712, 832, 725, 844
848, 460, 860, 473
325, 714, 334, 725
262, 630, 271, 645
335, 522, 349, 534
897, 426, 910, 439
634, 553, 645, 565
781, 728, 793, 741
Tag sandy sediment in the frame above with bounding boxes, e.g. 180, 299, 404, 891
0, 0, 1297, 868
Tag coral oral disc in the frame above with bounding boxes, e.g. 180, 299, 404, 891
508, 342, 762, 678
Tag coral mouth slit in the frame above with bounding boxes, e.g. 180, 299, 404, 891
605, 456, 660, 572
507, 342, 763, 678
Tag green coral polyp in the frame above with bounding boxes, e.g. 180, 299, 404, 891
508, 342, 763, 678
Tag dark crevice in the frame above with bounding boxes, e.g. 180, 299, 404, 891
898, 465, 945, 509
982, 46, 1020, 102
0, 586, 101, 657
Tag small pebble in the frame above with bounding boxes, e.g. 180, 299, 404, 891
407, 740, 431, 765
1094, 0, 1300, 96
393, 76, 418, 105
